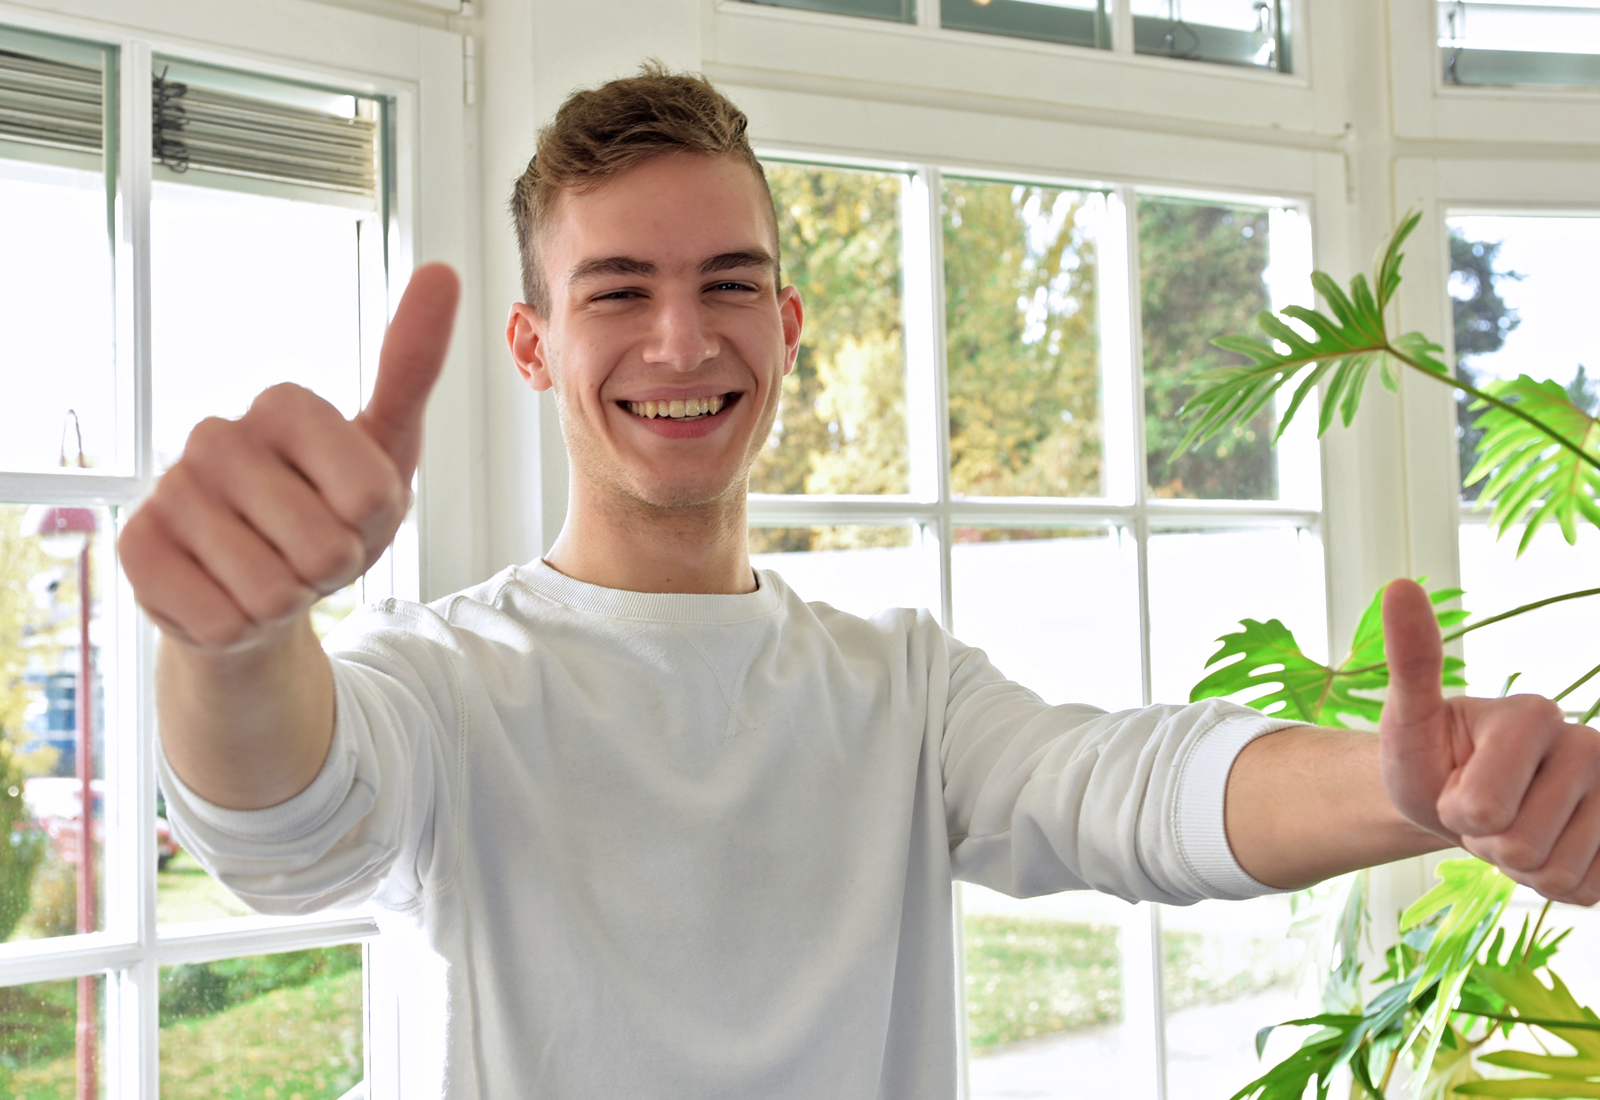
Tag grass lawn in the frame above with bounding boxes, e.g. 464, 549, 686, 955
964, 915, 1295, 1052
157, 851, 256, 924
3, 968, 361, 1100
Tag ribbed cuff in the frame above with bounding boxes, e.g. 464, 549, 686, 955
1173, 710, 1307, 899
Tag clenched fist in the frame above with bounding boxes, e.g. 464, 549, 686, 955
120, 264, 460, 652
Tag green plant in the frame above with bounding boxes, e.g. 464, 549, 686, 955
1179, 214, 1600, 1098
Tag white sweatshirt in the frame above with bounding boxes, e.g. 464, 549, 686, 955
160, 561, 1296, 1099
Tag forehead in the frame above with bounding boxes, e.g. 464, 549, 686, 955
543, 153, 778, 273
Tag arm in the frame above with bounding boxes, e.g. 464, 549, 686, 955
1225, 579, 1600, 905
119, 265, 460, 810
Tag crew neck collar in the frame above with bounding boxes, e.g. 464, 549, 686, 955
511, 558, 782, 624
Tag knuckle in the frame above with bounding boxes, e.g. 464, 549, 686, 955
1447, 791, 1517, 836
239, 576, 307, 624
302, 531, 364, 586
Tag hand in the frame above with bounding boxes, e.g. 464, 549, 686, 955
121, 263, 461, 652
1379, 578, 1600, 905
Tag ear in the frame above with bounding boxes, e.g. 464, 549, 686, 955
506, 302, 555, 392
778, 285, 804, 377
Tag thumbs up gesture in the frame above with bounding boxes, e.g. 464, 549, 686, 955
1380, 578, 1600, 905
121, 263, 461, 652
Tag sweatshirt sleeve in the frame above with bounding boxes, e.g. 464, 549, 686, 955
938, 633, 1305, 906
157, 599, 465, 917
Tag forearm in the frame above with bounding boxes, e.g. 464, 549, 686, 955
1224, 726, 1448, 890
157, 616, 336, 811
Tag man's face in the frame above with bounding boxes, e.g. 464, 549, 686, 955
508, 153, 803, 513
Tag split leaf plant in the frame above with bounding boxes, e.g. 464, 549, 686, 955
1179, 214, 1600, 1098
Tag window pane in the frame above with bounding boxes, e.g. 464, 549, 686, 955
2, 503, 112, 942
1131, 0, 1288, 70
0, 974, 106, 1097
1441, 1, 1600, 87
941, 0, 1109, 49
1146, 527, 1326, 707
944, 181, 1105, 498
734, 0, 914, 21
1449, 215, 1600, 499
754, 163, 910, 496
951, 527, 1141, 711
964, 888, 1154, 1100
159, 946, 364, 1100
151, 185, 368, 468
1160, 891, 1326, 1100
749, 526, 935, 617
0, 38, 119, 474
1459, 523, 1600, 703
1140, 198, 1278, 501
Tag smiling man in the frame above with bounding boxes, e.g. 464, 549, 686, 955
120, 66, 1600, 1099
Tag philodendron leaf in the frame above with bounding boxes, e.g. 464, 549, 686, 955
1229, 1016, 1367, 1100
1466, 375, 1600, 555
1457, 952, 1600, 1095
1190, 579, 1466, 728
1399, 858, 1517, 1081
1176, 210, 1448, 456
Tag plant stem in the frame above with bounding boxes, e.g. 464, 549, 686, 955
1583, 697, 1600, 725
1553, 665, 1600, 703
1376, 1039, 1404, 1095
1454, 1009, 1600, 1033
1526, 900, 1552, 964
1391, 348, 1600, 475
1337, 587, 1600, 677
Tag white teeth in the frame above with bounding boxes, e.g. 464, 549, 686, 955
627, 395, 729, 420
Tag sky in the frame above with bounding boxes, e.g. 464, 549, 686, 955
1449, 214, 1600, 388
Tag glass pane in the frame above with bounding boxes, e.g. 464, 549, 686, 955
749, 525, 935, 617
944, 180, 1105, 498
0, 974, 106, 1098
1160, 891, 1326, 1100
151, 184, 368, 469
2, 503, 112, 942
1448, 216, 1600, 499
1131, 0, 1288, 70
1146, 527, 1326, 708
0, 37, 118, 475
941, 0, 1109, 49
1441, 1, 1600, 87
1458, 523, 1600, 704
754, 162, 910, 496
950, 527, 1141, 711
734, 0, 914, 20
160, 946, 364, 1100
964, 888, 1154, 1100
1140, 198, 1278, 501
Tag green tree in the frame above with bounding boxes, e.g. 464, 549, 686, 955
0, 508, 60, 942
943, 180, 1100, 499
1139, 200, 1275, 500
1450, 230, 1521, 501
752, 163, 908, 552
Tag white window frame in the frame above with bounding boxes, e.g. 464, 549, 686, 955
0, 1, 479, 1095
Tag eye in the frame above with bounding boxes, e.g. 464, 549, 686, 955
708, 280, 757, 293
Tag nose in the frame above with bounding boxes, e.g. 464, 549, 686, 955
644, 289, 719, 372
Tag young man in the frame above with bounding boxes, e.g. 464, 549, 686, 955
121, 68, 1600, 1098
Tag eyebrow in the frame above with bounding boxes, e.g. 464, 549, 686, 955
566, 248, 778, 287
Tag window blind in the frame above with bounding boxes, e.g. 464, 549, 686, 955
0, 48, 102, 154
153, 71, 379, 198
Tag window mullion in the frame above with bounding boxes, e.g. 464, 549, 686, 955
113, 35, 157, 1100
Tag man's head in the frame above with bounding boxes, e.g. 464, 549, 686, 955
504, 66, 803, 525
510, 62, 778, 317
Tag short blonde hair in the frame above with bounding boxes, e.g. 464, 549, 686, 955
509, 61, 776, 315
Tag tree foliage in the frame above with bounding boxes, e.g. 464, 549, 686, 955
1450, 231, 1521, 501
942, 180, 1100, 498
0, 507, 59, 942
1140, 200, 1276, 499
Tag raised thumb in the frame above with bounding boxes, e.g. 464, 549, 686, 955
356, 262, 461, 479
1382, 578, 1446, 726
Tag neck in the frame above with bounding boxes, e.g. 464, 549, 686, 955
543, 477, 755, 595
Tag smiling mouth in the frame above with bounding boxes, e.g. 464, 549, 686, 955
623, 394, 735, 421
